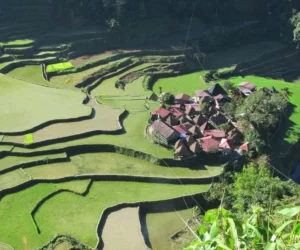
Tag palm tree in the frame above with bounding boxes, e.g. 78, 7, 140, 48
280, 87, 292, 100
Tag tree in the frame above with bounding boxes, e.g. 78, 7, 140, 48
219, 123, 231, 132
184, 206, 300, 250
159, 92, 174, 105
279, 87, 292, 100
236, 91, 287, 133
228, 165, 297, 218
223, 80, 235, 91
200, 102, 210, 116
105, 18, 120, 30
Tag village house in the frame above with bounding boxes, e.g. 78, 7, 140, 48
203, 130, 226, 139
207, 83, 227, 96
146, 80, 259, 159
197, 136, 220, 152
175, 93, 190, 104
238, 82, 256, 96
151, 108, 171, 121
149, 120, 178, 143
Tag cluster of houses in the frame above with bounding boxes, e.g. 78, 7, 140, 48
147, 82, 256, 159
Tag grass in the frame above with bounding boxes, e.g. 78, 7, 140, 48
12, 102, 174, 158
0, 39, 35, 47
0, 180, 91, 250
219, 75, 300, 155
0, 74, 90, 133
8, 65, 51, 87
205, 41, 285, 69
0, 153, 66, 173
91, 63, 156, 96
153, 71, 208, 97
49, 63, 110, 88
0, 180, 209, 249
24, 152, 222, 179
0, 169, 30, 191
46, 62, 74, 73
24, 134, 34, 144
146, 208, 194, 250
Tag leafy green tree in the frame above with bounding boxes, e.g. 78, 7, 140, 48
184, 206, 300, 250
200, 102, 210, 116
159, 92, 174, 105
228, 165, 297, 218
236, 91, 287, 132
105, 18, 120, 30
223, 80, 235, 92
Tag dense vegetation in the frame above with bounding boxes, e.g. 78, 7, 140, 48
50, 0, 300, 50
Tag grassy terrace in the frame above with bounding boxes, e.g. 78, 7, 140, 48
146, 209, 194, 250
0, 153, 66, 173
153, 71, 208, 96
24, 152, 222, 179
0, 39, 35, 47
11, 102, 174, 158
0, 38, 295, 250
0, 180, 209, 249
8, 65, 52, 87
0, 74, 90, 133
91, 62, 156, 96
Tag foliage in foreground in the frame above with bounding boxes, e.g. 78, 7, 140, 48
184, 206, 300, 250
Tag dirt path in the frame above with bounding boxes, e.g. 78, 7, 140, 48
101, 207, 148, 250
5, 99, 123, 144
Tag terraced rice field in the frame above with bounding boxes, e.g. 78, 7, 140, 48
0, 37, 297, 250
0, 74, 90, 133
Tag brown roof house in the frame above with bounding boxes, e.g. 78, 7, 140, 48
175, 94, 190, 104
210, 112, 229, 127
188, 125, 203, 137
149, 120, 178, 143
193, 114, 207, 126
185, 135, 196, 146
174, 138, 186, 149
165, 116, 180, 126
189, 142, 202, 154
174, 144, 193, 158
185, 106, 198, 117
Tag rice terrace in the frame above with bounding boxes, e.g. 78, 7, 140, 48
0, 1, 300, 250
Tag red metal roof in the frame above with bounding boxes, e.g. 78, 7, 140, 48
175, 94, 190, 101
240, 142, 251, 151
219, 138, 231, 149
204, 130, 225, 138
152, 108, 171, 118
172, 124, 191, 135
197, 136, 220, 152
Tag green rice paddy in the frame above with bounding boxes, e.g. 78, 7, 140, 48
0, 180, 209, 249
0, 74, 90, 133
46, 62, 74, 73
24, 134, 34, 144
153, 71, 208, 96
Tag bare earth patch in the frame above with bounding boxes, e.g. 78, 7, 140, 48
69, 49, 141, 66
102, 207, 148, 250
